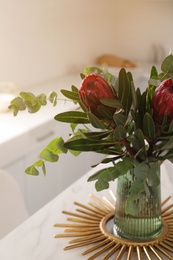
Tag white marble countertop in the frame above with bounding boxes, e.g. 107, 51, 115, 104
0, 161, 173, 260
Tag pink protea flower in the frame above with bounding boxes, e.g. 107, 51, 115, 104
79, 74, 117, 119
151, 78, 173, 124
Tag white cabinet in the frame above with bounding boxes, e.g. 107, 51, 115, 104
24, 148, 65, 215
4, 158, 27, 204
24, 121, 104, 215
3, 116, 104, 215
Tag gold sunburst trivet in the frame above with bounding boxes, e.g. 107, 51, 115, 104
54, 192, 173, 260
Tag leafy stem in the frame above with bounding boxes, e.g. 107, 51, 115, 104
123, 137, 136, 158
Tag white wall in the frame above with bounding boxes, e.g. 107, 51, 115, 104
0, 0, 172, 87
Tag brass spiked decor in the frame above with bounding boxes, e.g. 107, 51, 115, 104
54, 192, 173, 260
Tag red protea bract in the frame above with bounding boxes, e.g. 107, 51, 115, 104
151, 78, 173, 124
79, 74, 117, 119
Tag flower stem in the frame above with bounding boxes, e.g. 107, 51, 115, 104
123, 138, 135, 158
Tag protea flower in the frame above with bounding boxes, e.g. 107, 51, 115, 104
151, 78, 173, 124
79, 74, 117, 119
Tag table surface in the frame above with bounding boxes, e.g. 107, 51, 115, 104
0, 161, 173, 260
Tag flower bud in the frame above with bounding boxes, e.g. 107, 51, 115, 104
151, 78, 173, 123
79, 74, 117, 118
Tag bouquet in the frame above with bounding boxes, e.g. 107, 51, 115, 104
9, 54, 173, 200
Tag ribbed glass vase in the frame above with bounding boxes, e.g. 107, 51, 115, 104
113, 161, 163, 241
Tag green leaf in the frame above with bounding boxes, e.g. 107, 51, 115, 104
130, 80, 138, 109
113, 113, 126, 126
40, 148, 59, 162
48, 91, 58, 106
27, 102, 41, 113
42, 162, 46, 176
87, 112, 106, 129
143, 113, 155, 139
97, 105, 114, 120
150, 66, 158, 78
139, 91, 147, 119
146, 85, 156, 113
114, 125, 126, 141
116, 157, 134, 175
158, 137, 173, 151
147, 166, 160, 187
37, 94, 47, 106
100, 98, 122, 109
25, 165, 39, 176
54, 111, 89, 124
134, 162, 149, 181
64, 138, 115, 151
168, 120, 173, 133
84, 66, 102, 75
46, 137, 67, 154
125, 194, 140, 216
131, 129, 146, 159
61, 89, 79, 101
71, 85, 78, 93
118, 68, 132, 116
83, 130, 112, 141
88, 166, 121, 182
20, 91, 36, 103
95, 179, 109, 191
161, 54, 173, 73
8, 97, 26, 116
19, 92, 42, 113
106, 73, 118, 89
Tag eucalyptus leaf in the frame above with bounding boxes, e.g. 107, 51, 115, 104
37, 94, 47, 106
46, 137, 67, 154
27, 102, 41, 113
84, 66, 102, 75
88, 166, 119, 182
42, 162, 46, 176
147, 166, 160, 187
95, 179, 109, 191
161, 54, 173, 73
116, 157, 134, 176
125, 195, 140, 216
25, 165, 39, 176
48, 91, 58, 106
40, 148, 59, 162
20, 92, 37, 106
8, 97, 26, 115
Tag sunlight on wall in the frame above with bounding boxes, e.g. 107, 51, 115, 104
0, 0, 172, 86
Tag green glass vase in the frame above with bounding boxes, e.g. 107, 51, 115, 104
113, 161, 163, 241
